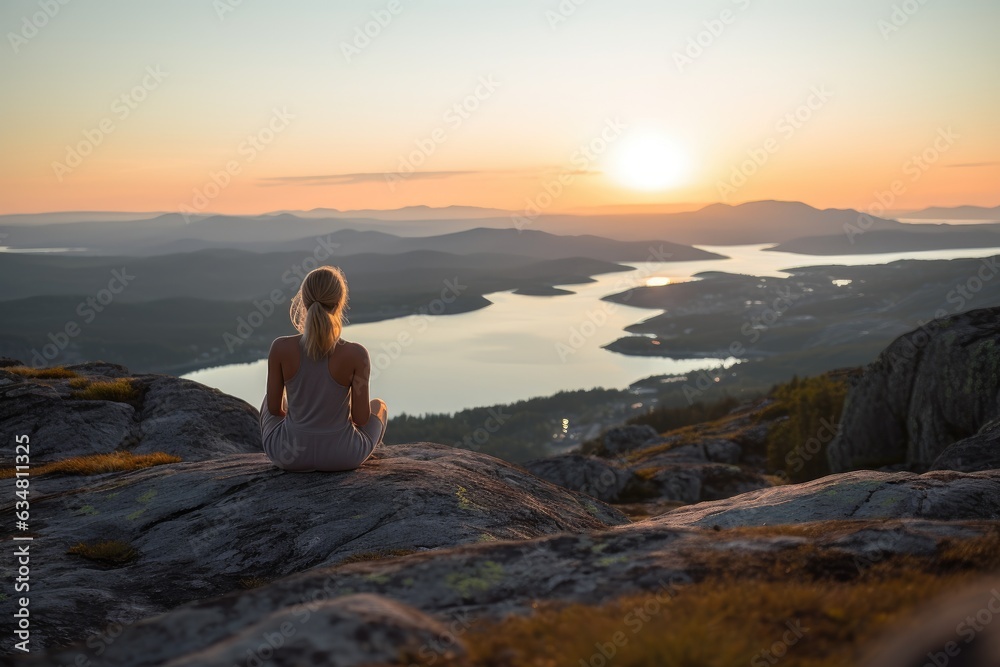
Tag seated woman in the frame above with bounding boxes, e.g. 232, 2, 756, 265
259, 266, 388, 472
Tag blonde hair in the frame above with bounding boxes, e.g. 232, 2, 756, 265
289, 266, 349, 360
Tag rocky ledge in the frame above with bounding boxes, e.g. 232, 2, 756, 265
828, 307, 1000, 472
2, 315, 1000, 667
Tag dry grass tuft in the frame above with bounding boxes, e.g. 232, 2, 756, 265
462, 528, 1000, 667
464, 573, 978, 667
238, 576, 270, 589
0, 451, 181, 479
67, 540, 138, 565
70, 378, 140, 404
338, 548, 418, 565
5, 366, 79, 379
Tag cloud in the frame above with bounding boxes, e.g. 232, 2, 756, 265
257, 171, 486, 187
257, 167, 603, 187
945, 161, 1000, 169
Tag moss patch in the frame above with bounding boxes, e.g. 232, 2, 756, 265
445, 561, 505, 598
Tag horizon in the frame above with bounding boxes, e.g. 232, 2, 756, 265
2, 1, 999, 217
4, 198, 1000, 222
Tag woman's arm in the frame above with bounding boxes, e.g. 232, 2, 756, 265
265, 339, 287, 418
350, 345, 373, 427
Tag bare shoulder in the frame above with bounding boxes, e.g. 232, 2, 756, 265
338, 339, 370, 364
340, 340, 368, 361
269, 335, 300, 359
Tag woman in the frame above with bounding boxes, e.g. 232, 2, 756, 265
259, 266, 388, 472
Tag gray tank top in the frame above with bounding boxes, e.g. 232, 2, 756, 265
284, 339, 352, 434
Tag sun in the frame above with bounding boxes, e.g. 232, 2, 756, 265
609, 130, 689, 192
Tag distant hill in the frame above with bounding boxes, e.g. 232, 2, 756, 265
531, 201, 906, 244
8, 201, 995, 253
901, 205, 1000, 221
317, 228, 724, 262
0, 215, 722, 262
767, 224, 1000, 255
0, 211, 178, 226
270, 205, 514, 221
0, 246, 646, 304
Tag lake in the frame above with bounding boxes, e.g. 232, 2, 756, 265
183, 244, 1000, 415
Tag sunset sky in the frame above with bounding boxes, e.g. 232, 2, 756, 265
1, 0, 998, 215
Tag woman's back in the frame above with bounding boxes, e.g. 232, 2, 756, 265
283, 338, 352, 433
259, 265, 388, 472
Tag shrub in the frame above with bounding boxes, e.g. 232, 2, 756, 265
625, 395, 741, 435
765, 374, 848, 482
0, 451, 181, 479
67, 540, 138, 565
5, 366, 79, 379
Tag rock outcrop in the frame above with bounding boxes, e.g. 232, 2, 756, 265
59, 593, 464, 667
5, 351, 1000, 666
0, 360, 261, 463
828, 308, 1000, 472
1, 443, 626, 651
932, 417, 1000, 472
601, 424, 658, 454
523, 454, 634, 502
531, 401, 774, 507
22, 518, 996, 667
655, 468, 1000, 529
